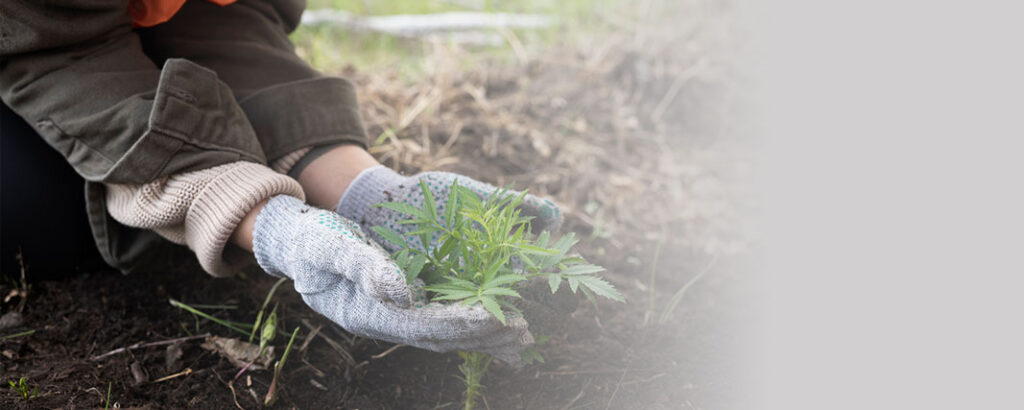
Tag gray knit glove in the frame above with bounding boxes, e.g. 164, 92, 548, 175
252, 195, 533, 363
335, 166, 563, 253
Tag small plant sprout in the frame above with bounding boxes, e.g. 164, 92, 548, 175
250, 277, 288, 343
373, 180, 625, 409
264, 327, 300, 406
8, 377, 37, 400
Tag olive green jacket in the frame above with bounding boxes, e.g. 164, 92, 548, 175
0, 0, 368, 273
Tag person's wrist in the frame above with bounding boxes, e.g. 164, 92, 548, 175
230, 199, 268, 253
297, 144, 381, 209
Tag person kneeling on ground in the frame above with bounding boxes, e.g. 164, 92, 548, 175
0, 0, 563, 365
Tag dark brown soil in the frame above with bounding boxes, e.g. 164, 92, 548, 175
2, 5, 749, 408
1, 247, 750, 409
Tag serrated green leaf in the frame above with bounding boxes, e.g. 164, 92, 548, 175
482, 287, 521, 298
519, 254, 537, 271
575, 275, 626, 303
375, 202, 429, 219
418, 179, 438, 221
424, 282, 477, 293
479, 296, 506, 324
484, 273, 525, 289
407, 227, 438, 237
552, 232, 579, 253
517, 244, 560, 255
445, 181, 460, 228
559, 264, 606, 276
434, 235, 457, 261
534, 231, 551, 248
558, 256, 587, 266
480, 254, 510, 282
567, 276, 580, 293
394, 248, 410, 267
406, 253, 427, 284
372, 226, 408, 248
431, 291, 480, 301
580, 285, 599, 310
448, 277, 480, 288
548, 274, 561, 293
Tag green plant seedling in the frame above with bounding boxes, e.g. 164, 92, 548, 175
374, 180, 625, 409
8, 377, 37, 400
264, 327, 300, 406
250, 277, 288, 343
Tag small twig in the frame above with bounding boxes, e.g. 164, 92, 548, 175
299, 324, 322, 352
643, 227, 667, 327
558, 379, 591, 410
620, 373, 668, 387
90, 333, 210, 361
152, 368, 193, 384
227, 382, 245, 410
658, 253, 720, 324
604, 370, 627, 410
214, 371, 246, 410
14, 249, 29, 312
302, 319, 356, 365
370, 344, 406, 360
650, 58, 708, 122
536, 368, 655, 376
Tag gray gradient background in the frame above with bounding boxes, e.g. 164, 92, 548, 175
742, 0, 1024, 408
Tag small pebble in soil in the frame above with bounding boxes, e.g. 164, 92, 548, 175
0, 311, 24, 330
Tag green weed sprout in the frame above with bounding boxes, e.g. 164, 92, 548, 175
8, 377, 37, 400
373, 180, 624, 409
264, 327, 300, 406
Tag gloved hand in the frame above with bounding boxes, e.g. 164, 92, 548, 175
252, 195, 533, 364
335, 165, 563, 253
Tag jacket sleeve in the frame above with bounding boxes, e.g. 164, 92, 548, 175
137, 0, 368, 164
105, 161, 305, 276
0, 0, 268, 186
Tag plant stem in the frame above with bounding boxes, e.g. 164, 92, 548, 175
459, 351, 492, 410
643, 227, 666, 327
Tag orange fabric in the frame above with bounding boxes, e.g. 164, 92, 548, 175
129, 0, 237, 28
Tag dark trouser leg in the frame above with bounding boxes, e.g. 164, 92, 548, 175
1, 103, 105, 280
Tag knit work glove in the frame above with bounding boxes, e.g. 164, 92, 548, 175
252, 195, 533, 363
335, 166, 563, 254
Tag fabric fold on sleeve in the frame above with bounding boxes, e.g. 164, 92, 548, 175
105, 162, 305, 276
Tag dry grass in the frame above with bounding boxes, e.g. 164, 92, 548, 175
310, 0, 749, 260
